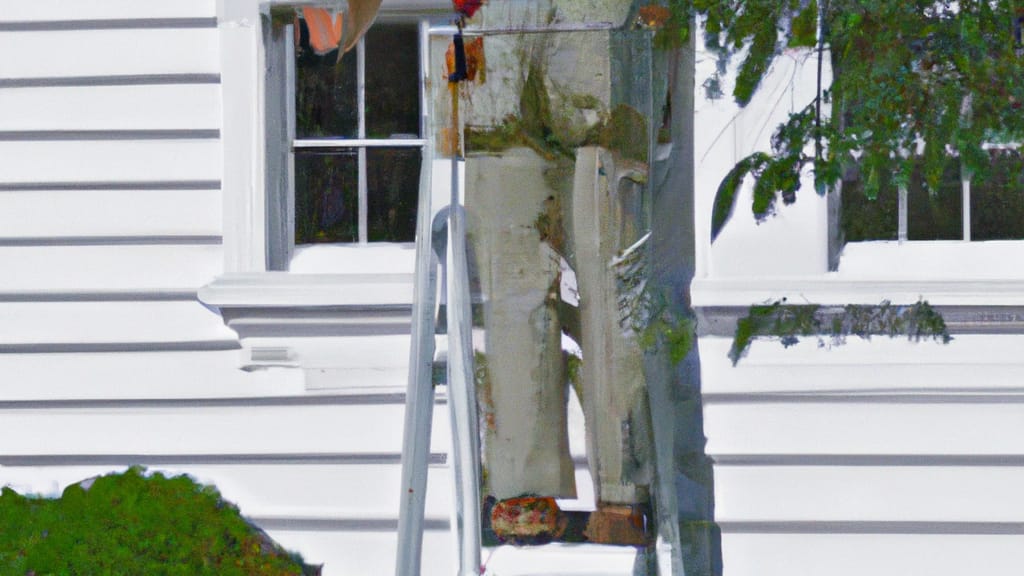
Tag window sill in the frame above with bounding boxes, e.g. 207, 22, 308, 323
198, 270, 414, 376
836, 240, 1024, 281
288, 242, 416, 274
692, 275, 1024, 309
693, 240, 1024, 337
199, 270, 414, 308
695, 239, 1024, 307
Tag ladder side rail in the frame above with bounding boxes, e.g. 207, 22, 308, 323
446, 156, 482, 576
395, 136, 439, 576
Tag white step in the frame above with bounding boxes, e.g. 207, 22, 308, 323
481, 543, 643, 576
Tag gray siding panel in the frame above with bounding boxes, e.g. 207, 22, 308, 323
0, 75, 220, 88
0, 18, 217, 31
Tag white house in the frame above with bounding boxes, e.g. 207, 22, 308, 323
0, 1, 460, 574
0, 1, 659, 574
691, 24, 1024, 576
5, 1, 1024, 575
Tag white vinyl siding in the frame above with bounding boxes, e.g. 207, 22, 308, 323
0, 2, 455, 574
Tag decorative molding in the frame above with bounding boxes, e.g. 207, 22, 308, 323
199, 272, 414, 308
200, 272, 415, 372
692, 277, 1024, 308
697, 304, 1024, 337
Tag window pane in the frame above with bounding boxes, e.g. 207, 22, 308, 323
841, 168, 899, 241
841, 159, 962, 241
971, 151, 1024, 240
295, 152, 359, 244
295, 19, 358, 138
367, 147, 421, 242
365, 24, 420, 139
907, 161, 961, 241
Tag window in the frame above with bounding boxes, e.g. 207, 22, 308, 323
203, 1, 444, 373
841, 148, 1024, 243
264, 9, 428, 269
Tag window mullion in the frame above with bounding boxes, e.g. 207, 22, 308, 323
898, 185, 908, 242
357, 35, 368, 244
962, 163, 972, 242
419, 19, 428, 139
285, 23, 297, 263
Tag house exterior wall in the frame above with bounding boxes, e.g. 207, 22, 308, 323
0, 2, 454, 574
692, 34, 1024, 576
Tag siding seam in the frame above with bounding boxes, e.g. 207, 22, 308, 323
0, 291, 198, 302
0, 341, 241, 354
0, 181, 221, 191
0, 74, 221, 88
0, 393, 450, 409
0, 18, 217, 31
712, 454, 1024, 467
248, 517, 451, 532
0, 236, 223, 247
0, 130, 219, 141
718, 520, 1024, 535
0, 453, 449, 466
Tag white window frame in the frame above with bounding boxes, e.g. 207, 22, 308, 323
201, 0, 447, 371
213, 0, 445, 275
853, 145, 1020, 245
291, 33, 427, 247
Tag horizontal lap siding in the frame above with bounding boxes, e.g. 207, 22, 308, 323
705, 402, 1024, 455
0, 189, 221, 237
0, 29, 218, 78
702, 333, 1024, 576
0, 85, 220, 131
701, 334, 1024, 386
0, 463, 453, 520
714, 466, 1024, 523
0, 403, 450, 458
0, 351, 307, 400
268, 528, 455, 576
0, 140, 220, 184
0, 0, 215, 21
0, 301, 234, 344
0, 11, 454, 576
719, 534, 1024, 576
0, 245, 221, 292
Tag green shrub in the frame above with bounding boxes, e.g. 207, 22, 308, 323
0, 466, 318, 576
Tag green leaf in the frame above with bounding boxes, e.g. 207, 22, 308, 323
733, 24, 776, 106
711, 152, 771, 241
788, 0, 818, 48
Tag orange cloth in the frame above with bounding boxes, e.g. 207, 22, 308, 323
302, 6, 343, 55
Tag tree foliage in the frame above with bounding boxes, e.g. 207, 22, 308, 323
659, 1, 1024, 239
729, 299, 952, 365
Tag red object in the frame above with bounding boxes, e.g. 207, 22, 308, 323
453, 0, 483, 18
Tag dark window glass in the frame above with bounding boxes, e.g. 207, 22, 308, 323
367, 148, 421, 242
842, 159, 962, 241
292, 21, 421, 245
295, 152, 359, 244
295, 19, 358, 139
907, 162, 962, 241
971, 151, 1024, 240
365, 24, 420, 139
841, 167, 900, 241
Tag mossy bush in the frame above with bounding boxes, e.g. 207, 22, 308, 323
0, 466, 317, 576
